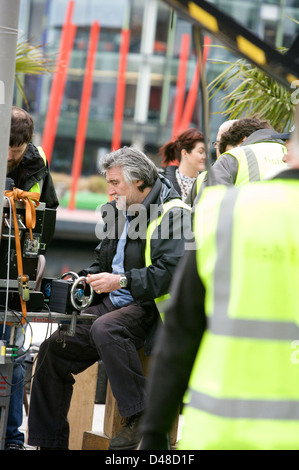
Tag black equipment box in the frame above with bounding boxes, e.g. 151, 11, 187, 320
41, 278, 74, 314
0, 198, 56, 311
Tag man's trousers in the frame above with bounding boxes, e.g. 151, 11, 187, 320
28, 296, 155, 449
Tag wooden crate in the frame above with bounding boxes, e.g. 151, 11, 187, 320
68, 362, 98, 450
82, 348, 179, 450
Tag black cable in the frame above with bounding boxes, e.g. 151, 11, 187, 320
0, 304, 53, 398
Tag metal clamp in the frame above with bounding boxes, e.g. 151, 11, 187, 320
17, 274, 30, 301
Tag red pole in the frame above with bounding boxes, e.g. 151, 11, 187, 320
178, 62, 200, 134
111, 28, 130, 151
41, 0, 76, 165
68, 21, 100, 211
179, 36, 211, 133
171, 33, 190, 140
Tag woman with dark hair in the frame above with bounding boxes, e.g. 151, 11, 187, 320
159, 128, 206, 201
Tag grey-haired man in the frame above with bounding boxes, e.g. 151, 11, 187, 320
28, 146, 191, 450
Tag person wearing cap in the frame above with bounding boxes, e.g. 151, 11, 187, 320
140, 116, 299, 450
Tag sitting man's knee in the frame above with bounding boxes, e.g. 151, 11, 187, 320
90, 314, 123, 346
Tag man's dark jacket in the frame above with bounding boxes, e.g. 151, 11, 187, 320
162, 165, 181, 196
7, 143, 59, 209
80, 174, 191, 318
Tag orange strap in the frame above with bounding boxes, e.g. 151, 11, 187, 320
4, 188, 40, 324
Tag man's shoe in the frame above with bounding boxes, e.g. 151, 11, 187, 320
5, 442, 25, 450
108, 412, 142, 450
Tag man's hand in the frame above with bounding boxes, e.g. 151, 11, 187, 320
86, 272, 121, 294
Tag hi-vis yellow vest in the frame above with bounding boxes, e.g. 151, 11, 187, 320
145, 198, 191, 321
196, 142, 287, 194
222, 141, 287, 186
180, 181, 299, 450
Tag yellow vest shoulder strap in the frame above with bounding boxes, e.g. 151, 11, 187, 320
145, 198, 191, 266
36, 146, 47, 165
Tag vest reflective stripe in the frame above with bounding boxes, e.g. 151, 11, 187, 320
179, 182, 299, 450
189, 389, 299, 420
28, 147, 47, 195
241, 146, 261, 180
224, 142, 287, 186
209, 187, 299, 339
145, 198, 191, 320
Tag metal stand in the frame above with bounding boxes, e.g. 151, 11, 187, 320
0, 309, 97, 448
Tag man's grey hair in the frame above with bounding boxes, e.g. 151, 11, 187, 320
100, 146, 158, 191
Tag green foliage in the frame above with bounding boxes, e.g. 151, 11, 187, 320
208, 53, 295, 132
15, 39, 54, 104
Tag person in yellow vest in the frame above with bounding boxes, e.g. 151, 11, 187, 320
2, 107, 58, 450
139, 127, 299, 450
28, 146, 191, 451
212, 119, 238, 159
6, 106, 58, 209
188, 117, 288, 207
186, 119, 237, 205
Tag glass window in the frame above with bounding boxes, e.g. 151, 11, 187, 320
153, 2, 170, 56
90, 82, 116, 119
62, 80, 82, 115
282, 9, 299, 47
148, 86, 162, 120
26, 0, 46, 43
49, 0, 127, 28
212, 0, 259, 32
173, 18, 192, 57
129, 0, 144, 53
286, 0, 299, 6
124, 84, 137, 119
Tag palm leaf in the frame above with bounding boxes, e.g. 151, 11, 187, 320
207, 51, 294, 132
15, 38, 55, 105
208, 52, 295, 131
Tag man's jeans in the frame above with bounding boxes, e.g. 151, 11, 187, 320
0, 325, 26, 445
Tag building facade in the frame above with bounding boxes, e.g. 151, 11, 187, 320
18, 0, 299, 177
